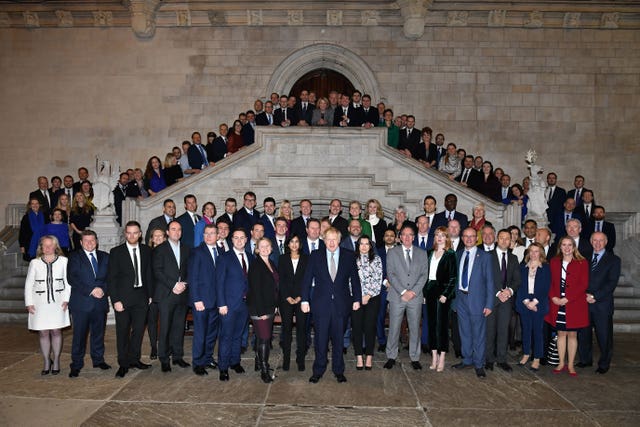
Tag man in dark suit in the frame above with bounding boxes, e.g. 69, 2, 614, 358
207, 123, 229, 163
177, 194, 200, 248
499, 175, 513, 205
68, 230, 111, 377
358, 94, 379, 128
383, 224, 430, 370
327, 199, 349, 237
566, 218, 592, 260
551, 198, 584, 239
301, 227, 361, 383
567, 175, 590, 208
235, 191, 261, 233
577, 232, 621, 374
273, 95, 298, 127
431, 193, 469, 231
485, 229, 521, 372
255, 101, 275, 126
189, 223, 220, 376
333, 94, 361, 127
107, 221, 153, 378
113, 172, 141, 227
216, 229, 250, 381
295, 89, 315, 126
186, 132, 211, 171
581, 206, 616, 252
145, 199, 176, 244
290, 199, 313, 241
398, 115, 421, 158
455, 156, 483, 192
545, 172, 567, 223
152, 220, 191, 372
29, 176, 54, 219
55, 175, 76, 205
426, 133, 446, 168
301, 218, 325, 255
72, 167, 90, 194
339, 219, 361, 252
376, 229, 396, 352
452, 227, 495, 378
241, 110, 256, 146
260, 197, 277, 240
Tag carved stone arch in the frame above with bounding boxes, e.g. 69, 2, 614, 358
265, 43, 382, 102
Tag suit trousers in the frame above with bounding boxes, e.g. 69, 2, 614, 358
158, 298, 188, 363
146, 302, 159, 354
376, 287, 388, 345
578, 308, 614, 369
279, 301, 307, 364
114, 304, 148, 368
450, 309, 462, 357
351, 295, 381, 356
421, 303, 429, 345
218, 303, 248, 371
456, 295, 487, 368
191, 307, 219, 367
424, 282, 452, 353
485, 300, 513, 363
520, 310, 546, 359
386, 296, 422, 362
69, 309, 107, 370
312, 307, 347, 377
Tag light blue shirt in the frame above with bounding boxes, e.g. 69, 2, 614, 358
459, 246, 477, 290
169, 240, 181, 266
326, 248, 340, 273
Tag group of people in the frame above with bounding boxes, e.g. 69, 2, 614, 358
23, 184, 621, 384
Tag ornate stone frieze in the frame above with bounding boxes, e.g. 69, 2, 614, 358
208, 11, 225, 26
55, 10, 73, 28
361, 10, 379, 26
247, 10, 263, 26
447, 11, 468, 27
129, 0, 160, 39
176, 9, 191, 27
397, 0, 432, 40
524, 11, 543, 28
23, 11, 39, 28
288, 10, 303, 26
601, 12, 619, 29
327, 10, 342, 26
563, 12, 580, 28
488, 10, 506, 27
93, 11, 113, 27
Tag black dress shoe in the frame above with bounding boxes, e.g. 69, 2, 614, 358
383, 359, 396, 369
451, 362, 471, 370
69, 368, 80, 378
230, 364, 245, 373
365, 366, 372, 371
193, 366, 208, 376
421, 344, 429, 354
51, 369, 60, 375
497, 362, 512, 372
297, 363, 305, 372
485, 362, 494, 371
377, 344, 386, 352
595, 367, 609, 374
529, 366, 539, 372
206, 361, 218, 370
94, 362, 111, 370
475, 368, 486, 378
173, 359, 191, 368
115, 367, 128, 378
219, 370, 229, 381
335, 374, 347, 383
309, 375, 321, 383
41, 369, 50, 376
130, 361, 151, 370
149, 352, 157, 360
576, 362, 592, 368
161, 362, 171, 372
411, 361, 422, 370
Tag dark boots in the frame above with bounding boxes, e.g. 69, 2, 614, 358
257, 339, 273, 383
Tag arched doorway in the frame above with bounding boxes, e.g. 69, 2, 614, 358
289, 69, 355, 100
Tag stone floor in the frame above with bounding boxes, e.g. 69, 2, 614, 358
0, 325, 638, 427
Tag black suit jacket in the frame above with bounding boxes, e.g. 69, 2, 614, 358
206, 137, 227, 163
255, 111, 273, 126
581, 220, 616, 251
242, 122, 255, 146
333, 105, 361, 127
398, 127, 421, 153
295, 102, 315, 125
426, 143, 444, 167
187, 143, 209, 170
107, 243, 153, 308
431, 211, 469, 231
235, 207, 261, 233
329, 215, 349, 237
145, 214, 172, 245
358, 107, 378, 126
546, 186, 567, 221
567, 187, 592, 207
247, 256, 278, 316
489, 249, 521, 306
290, 216, 310, 241
273, 107, 298, 127
152, 240, 190, 305
455, 168, 483, 192
587, 251, 621, 314
278, 253, 309, 304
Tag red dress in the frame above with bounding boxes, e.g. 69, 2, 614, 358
544, 257, 589, 329
227, 132, 244, 154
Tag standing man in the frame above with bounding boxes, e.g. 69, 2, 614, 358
327, 199, 349, 237
577, 232, 621, 374
177, 194, 200, 248
68, 230, 111, 377
431, 193, 469, 230
153, 221, 191, 372
260, 196, 277, 240
235, 191, 261, 232
290, 199, 313, 240
187, 131, 212, 171
383, 224, 429, 370
145, 198, 176, 244
108, 221, 153, 378
189, 223, 221, 376
452, 227, 495, 378
216, 229, 250, 381
301, 228, 361, 383
485, 229, 521, 372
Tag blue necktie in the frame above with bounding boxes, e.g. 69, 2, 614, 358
90, 252, 98, 277
420, 237, 426, 250
462, 251, 470, 291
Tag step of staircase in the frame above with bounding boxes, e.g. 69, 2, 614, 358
613, 320, 640, 333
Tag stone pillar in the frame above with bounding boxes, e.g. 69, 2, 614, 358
397, 0, 432, 40
128, 0, 161, 39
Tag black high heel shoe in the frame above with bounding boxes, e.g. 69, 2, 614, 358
51, 359, 60, 375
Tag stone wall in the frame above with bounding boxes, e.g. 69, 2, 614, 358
1, 24, 639, 225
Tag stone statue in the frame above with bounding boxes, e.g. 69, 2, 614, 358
525, 149, 548, 224
92, 158, 119, 213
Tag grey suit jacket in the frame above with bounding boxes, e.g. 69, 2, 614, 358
386, 244, 429, 304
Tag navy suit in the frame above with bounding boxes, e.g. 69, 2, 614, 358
187, 143, 209, 170
567, 187, 591, 207
551, 210, 583, 239
241, 122, 255, 146
516, 263, 550, 359
260, 215, 276, 240
582, 220, 616, 252
302, 248, 361, 377
68, 249, 110, 370
546, 186, 567, 223
289, 216, 310, 241
177, 211, 200, 248
578, 251, 621, 370
188, 242, 220, 368
216, 249, 249, 371
333, 105, 361, 127
302, 238, 325, 255
431, 210, 469, 231
455, 248, 495, 368
235, 207, 261, 234
206, 137, 228, 163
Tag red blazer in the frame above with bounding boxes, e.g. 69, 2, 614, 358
544, 257, 589, 329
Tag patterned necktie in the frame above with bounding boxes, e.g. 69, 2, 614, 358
90, 252, 98, 277
591, 253, 598, 270
329, 252, 337, 281
240, 253, 247, 275
279, 240, 284, 255
405, 249, 412, 268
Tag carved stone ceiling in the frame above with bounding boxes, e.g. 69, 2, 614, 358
0, 1, 638, 39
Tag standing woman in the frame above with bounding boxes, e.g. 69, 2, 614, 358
351, 235, 383, 370
194, 202, 217, 247
516, 243, 550, 371
378, 108, 399, 149
144, 156, 166, 196
54, 193, 71, 224
146, 227, 166, 360
69, 192, 94, 251
247, 237, 279, 383
365, 199, 387, 249
478, 161, 502, 202
24, 235, 70, 375
277, 199, 294, 233
424, 226, 457, 372
510, 184, 529, 222
163, 152, 184, 187
19, 198, 46, 262
439, 142, 461, 180
45, 208, 71, 255
278, 234, 309, 372
544, 236, 589, 376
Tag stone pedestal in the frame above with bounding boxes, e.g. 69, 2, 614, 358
90, 210, 121, 325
